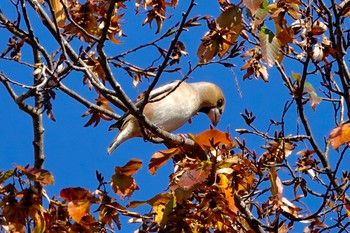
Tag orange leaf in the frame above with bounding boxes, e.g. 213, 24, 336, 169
329, 123, 350, 150
60, 187, 92, 223
149, 148, 179, 175
270, 167, 283, 199
117, 159, 142, 176
343, 196, 350, 220
67, 199, 91, 223
49, 0, 67, 28
127, 193, 173, 209
193, 129, 235, 150
17, 166, 54, 186
111, 159, 141, 198
218, 173, 238, 213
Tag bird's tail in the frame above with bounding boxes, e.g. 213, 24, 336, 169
107, 128, 132, 155
107, 136, 121, 155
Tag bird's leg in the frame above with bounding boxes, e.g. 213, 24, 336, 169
141, 126, 166, 144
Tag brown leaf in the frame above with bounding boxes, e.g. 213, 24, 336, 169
111, 159, 142, 198
329, 123, 350, 150
176, 163, 210, 190
339, 0, 350, 17
127, 193, 173, 208
60, 187, 92, 223
149, 148, 179, 175
17, 166, 54, 186
343, 195, 350, 220
216, 6, 244, 57
82, 96, 113, 127
193, 129, 235, 151
60, 187, 91, 202
118, 159, 142, 176
197, 39, 219, 63
270, 167, 283, 199
243, 0, 263, 16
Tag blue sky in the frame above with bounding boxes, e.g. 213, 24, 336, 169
0, 0, 343, 231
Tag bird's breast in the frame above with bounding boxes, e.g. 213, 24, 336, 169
145, 92, 199, 132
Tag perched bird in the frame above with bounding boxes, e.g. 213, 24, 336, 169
107, 80, 225, 154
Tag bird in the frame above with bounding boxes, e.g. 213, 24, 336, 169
107, 80, 225, 154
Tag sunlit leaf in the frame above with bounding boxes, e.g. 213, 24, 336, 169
49, 0, 66, 28
118, 159, 142, 176
243, 0, 263, 16
0, 170, 14, 183
60, 187, 92, 223
193, 129, 235, 151
111, 159, 142, 198
304, 82, 322, 110
32, 211, 46, 233
127, 193, 173, 208
149, 148, 179, 175
270, 167, 283, 198
67, 200, 91, 223
197, 39, 219, 63
17, 166, 54, 186
339, 0, 350, 17
292, 71, 301, 82
216, 6, 244, 57
258, 26, 280, 68
329, 123, 350, 150
218, 173, 238, 213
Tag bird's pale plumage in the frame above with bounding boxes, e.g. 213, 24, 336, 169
107, 80, 225, 154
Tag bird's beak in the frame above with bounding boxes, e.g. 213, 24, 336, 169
207, 108, 222, 127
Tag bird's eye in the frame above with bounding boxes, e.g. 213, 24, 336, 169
217, 98, 224, 107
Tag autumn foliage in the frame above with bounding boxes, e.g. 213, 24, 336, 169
1, 0, 350, 232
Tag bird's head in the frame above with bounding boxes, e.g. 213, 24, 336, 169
195, 82, 225, 127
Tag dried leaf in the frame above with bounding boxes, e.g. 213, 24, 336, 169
149, 148, 179, 175
197, 38, 219, 63
310, 21, 327, 36
243, 0, 263, 16
270, 167, 283, 199
176, 163, 210, 190
304, 82, 322, 110
49, 0, 67, 28
111, 159, 142, 198
60, 187, 91, 201
343, 196, 350, 220
60, 187, 91, 223
329, 123, 350, 150
193, 129, 235, 151
128, 193, 173, 208
118, 159, 142, 176
17, 166, 54, 186
216, 6, 244, 57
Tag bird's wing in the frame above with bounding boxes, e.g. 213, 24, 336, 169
147, 80, 182, 102
109, 80, 183, 131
